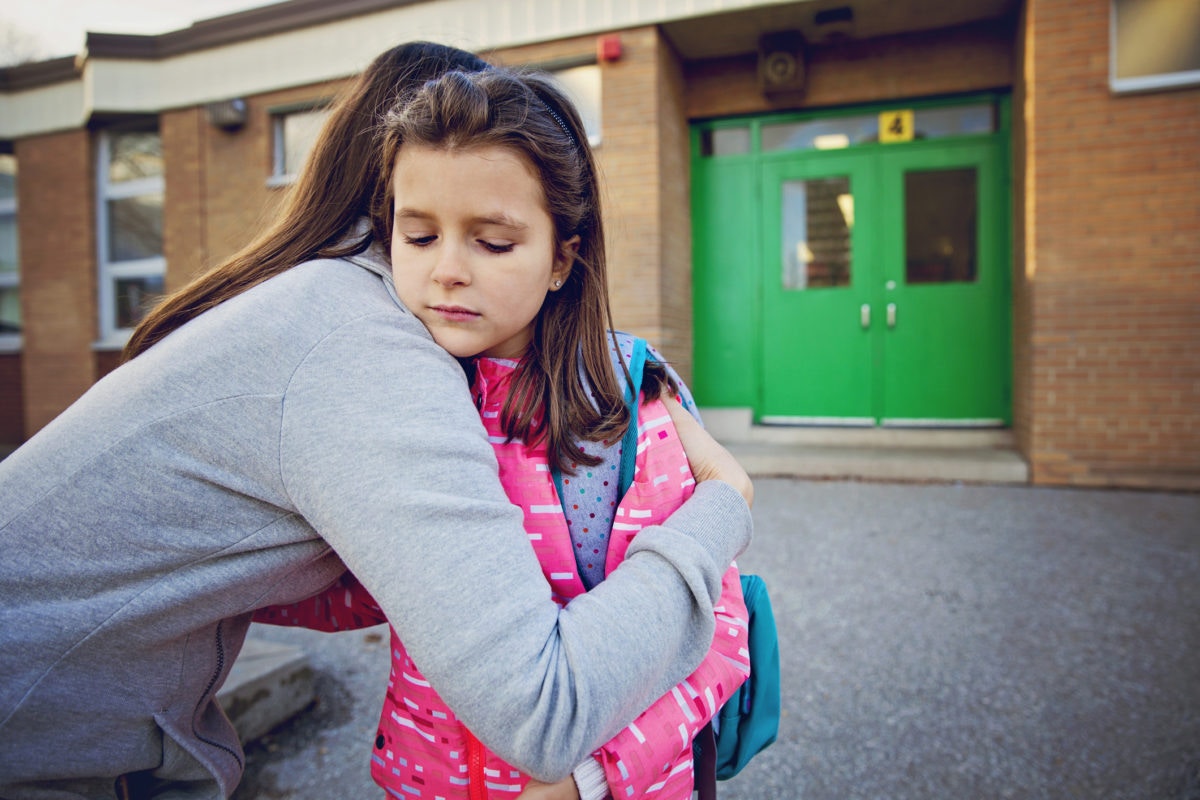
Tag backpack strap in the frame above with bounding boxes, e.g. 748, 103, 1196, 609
617, 337, 648, 497
694, 721, 719, 800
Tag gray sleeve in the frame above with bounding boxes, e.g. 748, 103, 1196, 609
278, 312, 751, 781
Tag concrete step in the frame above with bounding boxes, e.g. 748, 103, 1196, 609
218, 638, 315, 744
702, 407, 1029, 484
724, 440, 1029, 483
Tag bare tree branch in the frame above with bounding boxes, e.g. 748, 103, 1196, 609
0, 19, 49, 67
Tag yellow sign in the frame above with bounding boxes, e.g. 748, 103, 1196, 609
879, 110, 914, 143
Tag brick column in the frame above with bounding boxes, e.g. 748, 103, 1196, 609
162, 107, 208, 292
17, 130, 97, 434
601, 27, 693, 378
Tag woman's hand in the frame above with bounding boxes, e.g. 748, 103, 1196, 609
515, 776, 581, 800
664, 396, 753, 508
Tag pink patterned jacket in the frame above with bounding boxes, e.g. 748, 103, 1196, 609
254, 356, 749, 799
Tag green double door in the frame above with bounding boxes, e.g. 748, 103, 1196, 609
759, 139, 1010, 425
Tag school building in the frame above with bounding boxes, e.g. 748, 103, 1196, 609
0, 0, 1196, 490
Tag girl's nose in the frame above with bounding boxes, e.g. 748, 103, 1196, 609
430, 246, 471, 287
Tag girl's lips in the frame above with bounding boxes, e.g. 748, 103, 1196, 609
430, 305, 480, 322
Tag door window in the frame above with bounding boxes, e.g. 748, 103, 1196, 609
904, 167, 978, 284
781, 177, 853, 290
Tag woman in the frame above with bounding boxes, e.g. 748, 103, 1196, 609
0, 42, 752, 799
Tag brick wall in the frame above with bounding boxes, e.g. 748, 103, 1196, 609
166, 79, 344, 286
162, 107, 208, 291
686, 19, 1015, 119
203, 82, 342, 268
17, 129, 97, 436
1025, 0, 1200, 490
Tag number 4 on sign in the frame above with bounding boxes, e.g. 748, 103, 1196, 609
879, 110, 914, 143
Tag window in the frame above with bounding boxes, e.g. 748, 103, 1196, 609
550, 65, 602, 147
700, 126, 751, 157
97, 128, 165, 345
269, 104, 331, 185
0, 153, 18, 349
1111, 0, 1200, 93
763, 114, 879, 153
761, 104, 994, 153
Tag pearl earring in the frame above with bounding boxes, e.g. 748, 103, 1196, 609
554, 280, 562, 288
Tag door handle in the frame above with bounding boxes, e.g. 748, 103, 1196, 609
887, 303, 897, 328
860, 304, 870, 329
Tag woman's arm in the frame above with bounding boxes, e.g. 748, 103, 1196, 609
589, 564, 749, 799
279, 311, 752, 781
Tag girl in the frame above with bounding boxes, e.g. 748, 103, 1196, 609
257, 67, 750, 800
0, 43, 753, 799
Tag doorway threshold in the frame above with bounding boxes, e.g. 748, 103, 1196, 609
700, 407, 1028, 485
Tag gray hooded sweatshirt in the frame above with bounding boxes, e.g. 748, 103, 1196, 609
0, 244, 750, 799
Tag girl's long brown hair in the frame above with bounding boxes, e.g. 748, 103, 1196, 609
379, 69, 674, 474
122, 42, 490, 361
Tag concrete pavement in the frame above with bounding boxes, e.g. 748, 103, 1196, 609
228, 477, 1200, 800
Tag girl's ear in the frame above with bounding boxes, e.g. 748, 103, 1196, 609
550, 235, 580, 290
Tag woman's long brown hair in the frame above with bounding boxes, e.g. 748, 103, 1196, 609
122, 42, 490, 361
379, 69, 675, 474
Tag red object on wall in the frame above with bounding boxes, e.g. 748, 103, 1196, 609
597, 34, 622, 62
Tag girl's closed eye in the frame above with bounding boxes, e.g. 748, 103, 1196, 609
403, 233, 437, 247
479, 239, 515, 254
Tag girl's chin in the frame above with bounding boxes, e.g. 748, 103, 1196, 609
427, 328, 526, 360
439, 344, 481, 359
431, 335, 489, 360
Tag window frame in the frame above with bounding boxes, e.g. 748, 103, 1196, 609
521, 53, 604, 149
548, 63, 603, 148
267, 100, 333, 187
1110, 0, 1200, 94
95, 126, 166, 348
0, 153, 18, 352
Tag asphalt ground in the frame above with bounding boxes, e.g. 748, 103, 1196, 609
233, 478, 1200, 800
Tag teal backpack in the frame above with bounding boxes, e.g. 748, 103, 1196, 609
592, 338, 783, 798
